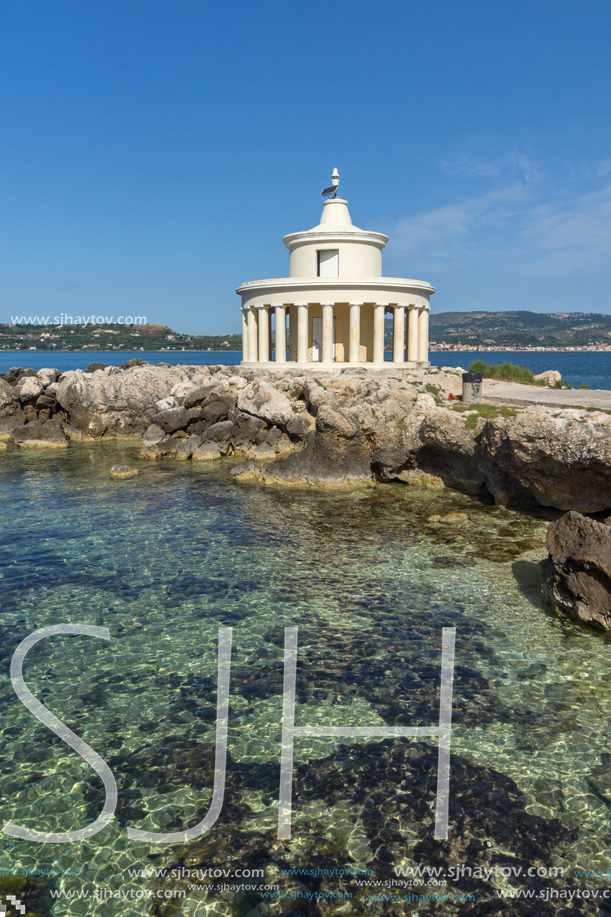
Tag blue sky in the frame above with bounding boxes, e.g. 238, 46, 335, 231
1, 0, 611, 333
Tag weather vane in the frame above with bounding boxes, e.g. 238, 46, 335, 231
320, 168, 340, 198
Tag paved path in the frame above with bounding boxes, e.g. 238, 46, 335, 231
480, 380, 611, 410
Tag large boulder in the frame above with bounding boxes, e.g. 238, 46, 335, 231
237, 380, 293, 426
0, 379, 19, 417
16, 376, 44, 401
55, 365, 186, 436
11, 420, 68, 448
150, 406, 188, 433
541, 512, 611, 631
479, 408, 611, 511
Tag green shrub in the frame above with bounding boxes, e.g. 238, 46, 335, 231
467, 360, 534, 384
579, 383, 590, 390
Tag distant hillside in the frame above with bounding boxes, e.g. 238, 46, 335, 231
0, 322, 242, 352
428, 311, 611, 347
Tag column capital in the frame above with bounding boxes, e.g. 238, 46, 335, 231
320, 302, 334, 307
348, 301, 363, 307
375, 302, 389, 308
295, 302, 309, 308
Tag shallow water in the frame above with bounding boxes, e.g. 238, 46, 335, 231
1, 444, 610, 916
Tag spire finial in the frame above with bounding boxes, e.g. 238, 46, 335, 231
320, 168, 340, 198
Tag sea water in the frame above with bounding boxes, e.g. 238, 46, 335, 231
0, 444, 610, 916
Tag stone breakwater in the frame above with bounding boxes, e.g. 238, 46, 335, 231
1, 359, 611, 513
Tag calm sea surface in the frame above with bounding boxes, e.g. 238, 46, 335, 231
0, 444, 610, 914
1, 349, 610, 390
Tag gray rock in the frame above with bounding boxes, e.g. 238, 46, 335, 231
154, 396, 177, 412
252, 443, 277, 460
541, 511, 611, 631
184, 384, 218, 408
533, 370, 562, 385
11, 420, 68, 448
202, 401, 229, 423
230, 460, 260, 480
143, 423, 166, 445
37, 367, 60, 386
16, 376, 43, 401
206, 420, 234, 443
150, 406, 188, 433
237, 380, 293, 426
0, 417, 23, 440
55, 365, 186, 436
479, 408, 611, 511
192, 442, 222, 461
176, 435, 202, 460
157, 437, 180, 457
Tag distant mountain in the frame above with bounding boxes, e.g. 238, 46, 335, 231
427, 311, 611, 347
0, 322, 242, 352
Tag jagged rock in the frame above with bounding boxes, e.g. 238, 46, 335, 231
110, 465, 138, 479
157, 437, 180, 457
184, 384, 218, 408
143, 424, 166, 445
154, 396, 177, 413
237, 380, 293, 426
541, 511, 611, 630
170, 381, 195, 403
0, 417, 23, 440
16, 376, 43, 401
176, 435, 202, 460
206, 420, 234, 454
202, 401, 229, 423
479, 408, 611, 511
3, 367, 36, 385
37, 367, 60, 387
192, 443, 222, 461
230, 460, 260, 481
150, 406, 188, 433
11, 420, 68, 448
251, 443, 276, 460
55, 365, 186, 436
86, 362, 108, 374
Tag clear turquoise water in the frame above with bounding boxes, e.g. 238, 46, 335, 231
1, 443, 611, 916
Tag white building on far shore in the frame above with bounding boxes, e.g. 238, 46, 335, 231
236, 171, 434, 370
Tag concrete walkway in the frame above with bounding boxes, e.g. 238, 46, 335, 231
480, 379, 611, 410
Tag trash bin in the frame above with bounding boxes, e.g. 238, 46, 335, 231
462, 372, 483, 404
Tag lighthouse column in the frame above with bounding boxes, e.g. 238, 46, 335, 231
241, 309, 249, 362
296, 303, 309, 363
258, 306, 270, 362
393, 305, 405, 363
407, 305, 419, 363
418, 306, 429, 363
349, 303, 362, 363
322, 303, 334, 363
247, 307, 258, 362
373, 304, 386, 363
274, 305, 286, 362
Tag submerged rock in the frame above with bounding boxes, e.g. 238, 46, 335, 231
110, 464, 138, 479
541, 511, 611, 630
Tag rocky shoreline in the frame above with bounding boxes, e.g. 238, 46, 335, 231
2, 359, 611, 513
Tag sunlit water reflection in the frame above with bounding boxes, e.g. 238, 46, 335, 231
1, 443, 610, 916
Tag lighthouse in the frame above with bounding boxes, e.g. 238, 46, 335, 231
237, 171, 434, 368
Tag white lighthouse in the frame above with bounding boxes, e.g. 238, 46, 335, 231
237, 171, 434, 369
